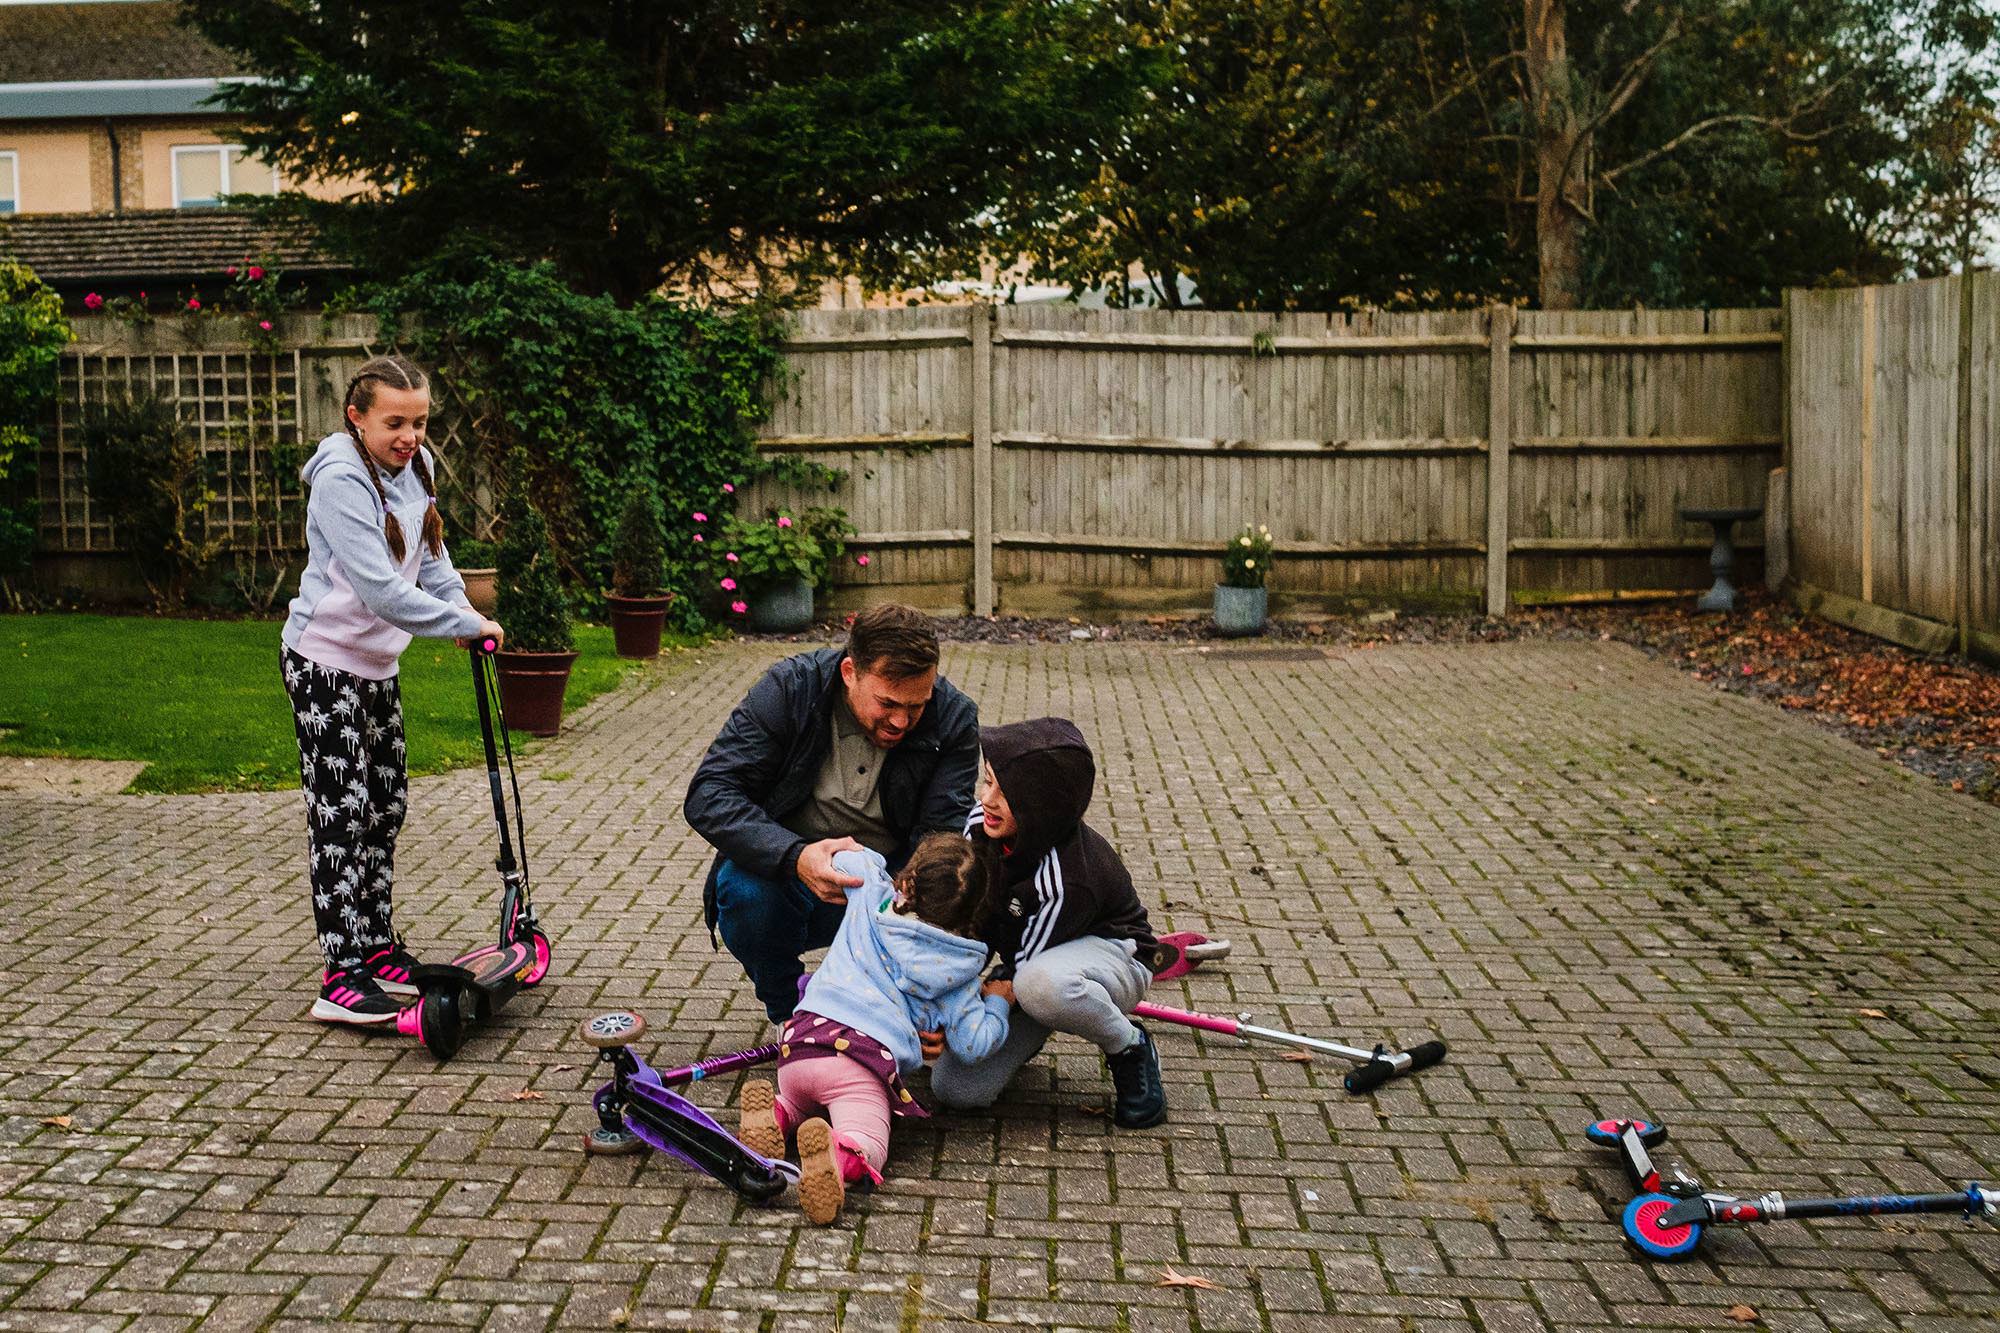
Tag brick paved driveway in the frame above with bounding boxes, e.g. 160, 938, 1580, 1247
2, 638, 1996, 1332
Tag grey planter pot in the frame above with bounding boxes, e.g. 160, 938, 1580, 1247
748, 575, 815, 632
1213, 583, 1268, 637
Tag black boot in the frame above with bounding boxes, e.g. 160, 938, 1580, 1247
1107, 1024, 1167, 1128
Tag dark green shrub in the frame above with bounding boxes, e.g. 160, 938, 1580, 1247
494, 448, 574, 653
609, 466, 667, 597
81, 393, 224, 608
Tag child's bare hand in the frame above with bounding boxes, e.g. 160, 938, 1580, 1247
981, 979, 1015, 1006
918, 1029, 945, 1062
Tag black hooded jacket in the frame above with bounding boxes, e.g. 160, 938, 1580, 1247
967, 718, 1155, 979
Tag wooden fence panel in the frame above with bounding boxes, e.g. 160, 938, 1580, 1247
1787, 272, 1998, 655
40, 302, 1797, 619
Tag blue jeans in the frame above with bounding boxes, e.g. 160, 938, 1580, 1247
714, 858, 845, 1022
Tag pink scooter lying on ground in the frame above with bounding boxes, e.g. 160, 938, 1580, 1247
577, 929, 1446, 1194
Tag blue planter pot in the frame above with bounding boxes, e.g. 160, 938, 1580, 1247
748, 576, 815, 632
1213, 583, 1267, 637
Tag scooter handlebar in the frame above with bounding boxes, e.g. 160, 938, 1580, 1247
472, 636, 499, 656
1343, 1040, 1447, 1094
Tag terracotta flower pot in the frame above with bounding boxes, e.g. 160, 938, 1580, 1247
606, 592, 673, 658
494, 649, 579, 737
460, 568, 499, 617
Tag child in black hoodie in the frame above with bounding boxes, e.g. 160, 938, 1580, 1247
931, 718, 1167, 1127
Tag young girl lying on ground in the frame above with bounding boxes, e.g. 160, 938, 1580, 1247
738, 834, 1010, 1224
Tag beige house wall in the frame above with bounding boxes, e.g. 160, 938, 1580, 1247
0, 124, 97, 213
0, 114, 357, 213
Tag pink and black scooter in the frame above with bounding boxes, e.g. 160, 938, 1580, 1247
1588, 1116, 1998, 1260
394, 638, 553, 1059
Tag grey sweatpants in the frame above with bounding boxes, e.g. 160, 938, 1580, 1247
930, 935, 1152, 1110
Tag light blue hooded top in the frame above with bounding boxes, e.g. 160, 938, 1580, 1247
798, 849, 1010, 1075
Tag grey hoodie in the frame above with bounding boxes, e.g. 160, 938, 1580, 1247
281, 432, 483, 679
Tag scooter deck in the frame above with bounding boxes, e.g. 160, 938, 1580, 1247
410, 940, 536, 993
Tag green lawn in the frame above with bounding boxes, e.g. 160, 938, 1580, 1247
0, 614, 673, 794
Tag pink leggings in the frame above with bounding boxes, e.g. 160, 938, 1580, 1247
775, 1055, 891, 1175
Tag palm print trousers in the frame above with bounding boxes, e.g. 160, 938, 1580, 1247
281, 647, 409, 972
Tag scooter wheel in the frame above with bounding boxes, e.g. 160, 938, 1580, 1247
518, 930, 553, 987
419, 987, 467, 1060
1586, 1118, 1667, 1148
583, 1125, 647, 1157
732, 1161, 791, 1205
580, 1010, 647, 1048
1622, 1192, 1703, 1260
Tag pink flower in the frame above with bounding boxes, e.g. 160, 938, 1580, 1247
83, 293, 104, 310
138, 291, 147, 300
247, 266, 264, 280
776, 516, 792, 528
692, 533, 704, 543
186, 297, 201, 310
720, 577, 737, 591
258, 320, 273, 331
725, 552, 739, 563
856, 554, 871, 566
722, 483, 735, 494
225, 266, 239, 277
692, 512, 707, 522
731, 601, 747, 615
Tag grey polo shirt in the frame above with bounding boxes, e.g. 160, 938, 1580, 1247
781, 693, 896, 858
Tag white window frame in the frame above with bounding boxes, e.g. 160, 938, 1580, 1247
0, 152, 17, 215
170, 143, 279, 208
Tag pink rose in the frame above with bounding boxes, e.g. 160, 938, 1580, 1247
83, 293, 104, 310
692, 512, 707, 522
722, 483, 735, 494
720, 577, 737, 591
725, 552, 738, 563
692, 533, 704, 543
776, 516, 792, 528
856, 554, 870, 567
258, 320, 273, 331
186, 297, 201, 310
247, 266, 264, 280
731, 601, 747, 614
226, 266, 239, 277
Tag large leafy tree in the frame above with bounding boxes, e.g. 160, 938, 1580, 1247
985, 1, 1521, 310
181, 0, 1136, 304
1508, 0, 1934, 308
996, 0, 1976, 310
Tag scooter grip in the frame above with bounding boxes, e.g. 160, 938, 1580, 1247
1342, 1041, 1447, 1094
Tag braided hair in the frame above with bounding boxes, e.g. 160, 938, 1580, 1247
344, 354, 442, 563
893, 832, 993, 941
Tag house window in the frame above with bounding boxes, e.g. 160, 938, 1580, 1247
171, 145, 279, 208
0, 152, 17, 215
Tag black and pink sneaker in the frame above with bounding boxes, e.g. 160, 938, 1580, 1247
312, 969, 405, 1026
363, 940, 423, 997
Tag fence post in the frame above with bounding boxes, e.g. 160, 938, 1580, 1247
1955, 269, 1976, 657
1484, 303, 1513, 616
970, 302, 996, 617
1859, 285, 1877, 604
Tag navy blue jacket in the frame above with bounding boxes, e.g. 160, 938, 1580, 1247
684, 647, 980, 941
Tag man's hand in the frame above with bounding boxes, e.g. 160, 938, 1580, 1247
918, 1029, 945, 1062
796, 837, 867, 904
981, 979, 1015, 1006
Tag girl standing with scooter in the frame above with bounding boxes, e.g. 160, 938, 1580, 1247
280, 354, 502, 1027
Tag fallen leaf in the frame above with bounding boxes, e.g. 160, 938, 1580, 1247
552, 1064, 576, 1074
1857, 1008, 1887, 1019
1724, 1305, 1759, 1324
509, 1089, 545, 1101
1156, 1266, 1220, 1291
1080, 1104, 1110, 1117
39, 1115, 74, 1130
1281, 1051, 1314, 1063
